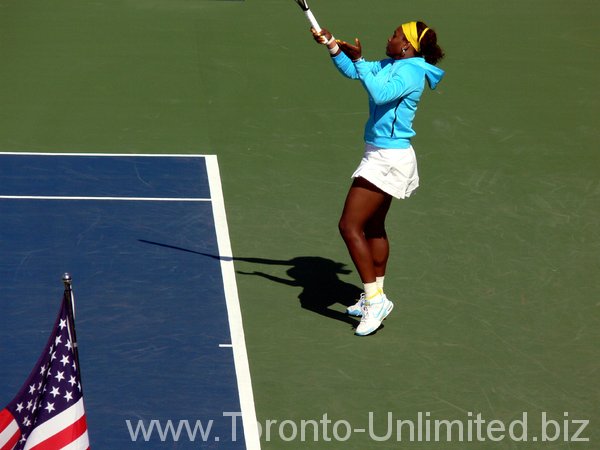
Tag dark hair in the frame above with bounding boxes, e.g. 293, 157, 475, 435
416, 21, 444, 65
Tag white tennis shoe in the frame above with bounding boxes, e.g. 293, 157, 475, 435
355, 294, 394, 336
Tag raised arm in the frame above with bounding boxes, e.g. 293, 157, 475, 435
312, 30, 380, 80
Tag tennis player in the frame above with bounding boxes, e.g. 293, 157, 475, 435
312, 22, 445, 336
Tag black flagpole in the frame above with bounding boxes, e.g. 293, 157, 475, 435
62, 273, 82, 383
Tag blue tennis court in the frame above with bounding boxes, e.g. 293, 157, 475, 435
0, 153, 260, 449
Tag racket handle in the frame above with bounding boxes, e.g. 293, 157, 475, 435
304, 9, 321, 32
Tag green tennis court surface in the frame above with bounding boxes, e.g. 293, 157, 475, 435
1, 0, 598, 448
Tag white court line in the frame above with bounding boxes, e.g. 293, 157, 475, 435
0, 195, 211, 202
205, 155, 261, 450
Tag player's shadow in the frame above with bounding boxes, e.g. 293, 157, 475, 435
233, 255, 362, 326
138, 240, 361, 326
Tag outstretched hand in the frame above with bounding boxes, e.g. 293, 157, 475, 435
337, 38, 362, 61
311, 27, 332, 45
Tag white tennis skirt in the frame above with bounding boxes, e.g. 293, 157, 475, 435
351, 144, 420, 199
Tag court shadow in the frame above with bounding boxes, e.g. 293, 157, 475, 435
138, 240, 361, 326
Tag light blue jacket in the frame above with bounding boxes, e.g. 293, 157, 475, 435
332, 52, 445, 149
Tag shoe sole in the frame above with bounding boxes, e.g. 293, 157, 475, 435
382, 301, 394, 320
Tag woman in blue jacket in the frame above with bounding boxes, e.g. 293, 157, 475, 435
312, 21, 445, 336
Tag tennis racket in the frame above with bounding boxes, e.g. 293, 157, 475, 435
295, 0, 321, 32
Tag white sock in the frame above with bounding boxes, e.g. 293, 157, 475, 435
363, 282, 381, 302
376, 276, 385, 292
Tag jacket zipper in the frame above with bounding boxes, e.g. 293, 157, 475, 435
390, 100, 402, 137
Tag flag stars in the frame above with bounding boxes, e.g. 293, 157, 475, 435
68, 375, 77, 387
59, 318, 67, 329
60, 354, 70, 366
55, 335, 62, 346
64, 391, 73, 402
54, 370, 65, 382
50, 386, 60, 398
29, 384, 37, 394
65, 339, 73, 351
26, 400, 33, 411
23, 416, 31, 427
16, 402, 24, 413
44, 402, 56, 413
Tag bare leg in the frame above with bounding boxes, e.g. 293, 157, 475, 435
365, 195, 392, 278
338, 177, 392, 283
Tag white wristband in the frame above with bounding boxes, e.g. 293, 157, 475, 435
325, 36, 336, 46
328, 43, 340, 55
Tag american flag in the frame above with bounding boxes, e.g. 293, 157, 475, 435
0, 292, 89, 450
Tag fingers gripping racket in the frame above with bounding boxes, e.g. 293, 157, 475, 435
295, 0, 321, 32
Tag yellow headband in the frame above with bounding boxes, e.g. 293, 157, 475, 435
401, 21, 430, 53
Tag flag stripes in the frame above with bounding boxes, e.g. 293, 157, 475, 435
0, 409, 20, 450
23, 399, 88, 450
